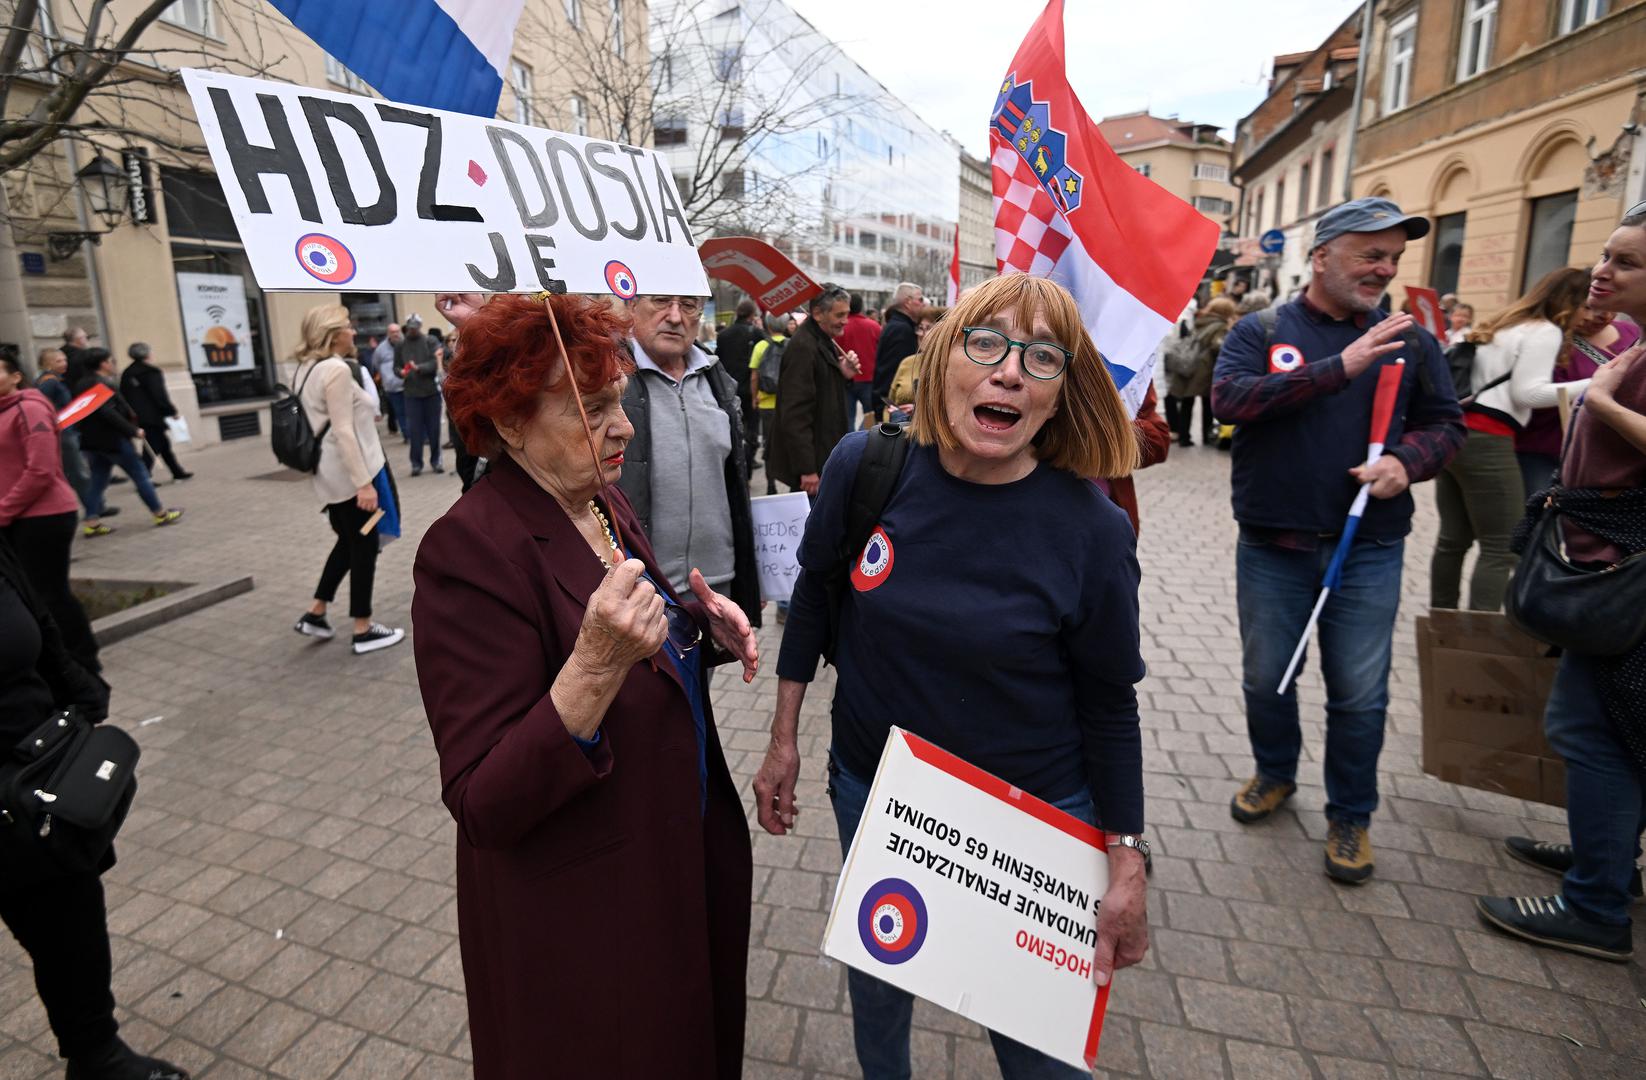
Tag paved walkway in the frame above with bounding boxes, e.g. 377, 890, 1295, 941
1, 427, 1642, 1080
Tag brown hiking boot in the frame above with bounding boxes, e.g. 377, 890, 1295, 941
1230, 776, 1296, 823
1325, 821, 1374, 884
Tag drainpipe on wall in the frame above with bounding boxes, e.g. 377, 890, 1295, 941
1340, 0, 1376, 203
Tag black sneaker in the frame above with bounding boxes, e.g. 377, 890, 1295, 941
101, 505, 121, 517
410, 468, 422, 477
431, 464, 445, 474
293, 612, 334, 640
1504, 836, 1645, 900
352, 622, 404, 655
1476, 893, 1632, 962
66, 1037, 190, 1079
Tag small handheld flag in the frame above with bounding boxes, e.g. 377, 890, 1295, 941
1277, 360, 1406, 694
57, 384, 113, 430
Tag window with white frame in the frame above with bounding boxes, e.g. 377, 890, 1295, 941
1193, 163, 1229, 182
1457, 0, 1497, 81
564, 0, 582, 28
1383, 12, 1417, 113
1559, 0, 1609, 33
510, 61, 534, 125
324, 54, 368, 93
1193, 196, 1233, 215
162, 0, 214, 36
569, 95, 588, 137
611, 0, 625, 58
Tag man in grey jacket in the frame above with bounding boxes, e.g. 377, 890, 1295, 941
619, 294, 761, 627
373, 322, 404, 438
394, 314, 443, 475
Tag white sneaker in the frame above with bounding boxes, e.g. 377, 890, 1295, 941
351, 623, 405, 654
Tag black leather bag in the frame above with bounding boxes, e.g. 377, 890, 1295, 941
1505, 507, 1646, 656
0, 710, 139, 875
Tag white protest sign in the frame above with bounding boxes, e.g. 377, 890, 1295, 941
823, 727, 1113, 1071
180, 69, 708, 297
750, 492, 810, 601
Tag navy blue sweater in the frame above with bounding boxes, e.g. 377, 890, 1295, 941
775, 431, 1147, 833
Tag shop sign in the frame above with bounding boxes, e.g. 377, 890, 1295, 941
122, 147, 155, 225
177, 272, 254, 375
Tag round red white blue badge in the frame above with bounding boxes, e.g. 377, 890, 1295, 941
1268, 343, 1305, 373
858, 878, 928, 964
604, 260, 638, 299
294, 234, 357, 285
850, 526, 894, 592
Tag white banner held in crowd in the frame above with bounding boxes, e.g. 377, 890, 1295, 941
180, 69, 709, 297
823, 728, 1113, 1071
176, 272, 254, 374
750, 492, 810, 602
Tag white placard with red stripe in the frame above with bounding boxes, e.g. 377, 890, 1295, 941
822, 727, 1113, 1070
56, 383, 113, 430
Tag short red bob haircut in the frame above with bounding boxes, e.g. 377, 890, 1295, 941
444, 293, 633, 458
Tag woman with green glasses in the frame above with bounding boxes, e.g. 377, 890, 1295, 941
755, 272, 1150, 1080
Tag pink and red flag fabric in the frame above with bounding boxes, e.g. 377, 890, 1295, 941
991, 0, 1218, 413
947, 226, 961, 306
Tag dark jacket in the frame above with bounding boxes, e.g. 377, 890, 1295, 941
872, 308, 919, 403
0, 536, 108, 742
769, 316, 850, 487
396, 330, 441, 398
34, 372, 72, 411
618, 359, 762, 627
411, 458, 751, 1080
70, 373, 140, 453
714, 320, 763, 405
118, 358, 177, 429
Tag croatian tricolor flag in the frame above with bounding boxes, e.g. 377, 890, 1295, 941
991, 0, 1219, 414
270, 0, 526, 118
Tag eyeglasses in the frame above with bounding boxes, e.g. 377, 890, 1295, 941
959, 327, 1071, 380
649, 572, 702, 655
638, 295, 704, 317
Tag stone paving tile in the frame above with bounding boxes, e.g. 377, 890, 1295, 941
1, 431, 1642, 1078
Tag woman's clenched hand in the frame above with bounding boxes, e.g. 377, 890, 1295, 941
572, 559, 667, 675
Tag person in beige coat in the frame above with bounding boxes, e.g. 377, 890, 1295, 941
289, 304, 404, 654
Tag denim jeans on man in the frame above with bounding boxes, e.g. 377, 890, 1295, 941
84, 441, 162, 517
1544, 651, 1646, 927
1236, 528, 1405, 825
404, 393, 443, 471
382, 389, 407, 439
828, 751, 1092, 1080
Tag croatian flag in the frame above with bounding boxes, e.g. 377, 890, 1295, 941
269, 0, 525, 118
991, 0, 1218, 414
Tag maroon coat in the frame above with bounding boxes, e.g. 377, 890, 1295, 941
412, 455, 752, 1080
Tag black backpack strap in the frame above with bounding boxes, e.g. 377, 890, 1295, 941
1257, 305, 1280, 349
823, 423, 910, 664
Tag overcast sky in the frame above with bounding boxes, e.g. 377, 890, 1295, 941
784, 0, 1365, 156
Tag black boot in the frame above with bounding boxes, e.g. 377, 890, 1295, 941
66, 1038, 190, 1080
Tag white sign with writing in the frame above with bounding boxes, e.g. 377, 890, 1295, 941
750, 492, 810, 602
180, 69, 709, 297
177, 272, 254, 374
822, 728, 1113, 1071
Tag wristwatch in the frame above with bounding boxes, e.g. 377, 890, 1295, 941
1109, 834, 1150, 858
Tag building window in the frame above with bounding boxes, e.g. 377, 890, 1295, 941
1274, 178, 1286, 228
1192, 163, 1228, 182
1252, 190, 1264, 236
564, 0, 582, 28
715, 48, 741, 81
569, 94, 588, 137
718, 108, 745, 141
1193, 196, 1232, 215
1430, 212, 1466, 298
1383, 12, 1417, 113
611, 0, 625, 58
509, 61, 533, 125
1457, 0, 1497, 82
1522, 191, 1577, 292
1133, 162, 1151, 178
654, 115, 687, 146
1559, 0, 1608, 33
324, 54, 368, 93
1318, 147, 1335, 206
1298, 160, 1312, 217
162, 0, 214, 36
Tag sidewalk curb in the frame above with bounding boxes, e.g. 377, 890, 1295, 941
89, 575, 256, 646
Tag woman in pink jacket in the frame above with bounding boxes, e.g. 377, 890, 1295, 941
0, 354, 100, 671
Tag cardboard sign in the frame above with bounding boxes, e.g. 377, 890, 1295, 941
823, 728, 1112, 1070
750, 492, 810, 602
698, 236, 821, 313
1405, 286, 1447, 340
57, 383, 112, 430
180, 69, 708, 297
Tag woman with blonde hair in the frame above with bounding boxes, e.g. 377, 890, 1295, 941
289, 304, 403, 654
753, 272, 1148, 1080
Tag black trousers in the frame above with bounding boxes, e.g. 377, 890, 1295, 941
314, 497, 380, 619
0, 867, 118, 1059
1, 512, 100, 672
1165, 394, 1214, 443
142, 423, 188, 480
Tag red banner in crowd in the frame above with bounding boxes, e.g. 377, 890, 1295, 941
57, 383, 113, 430
698, 237, 822, 314
1405, 286, 1446, 340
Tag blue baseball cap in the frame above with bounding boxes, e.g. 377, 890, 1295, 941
1312, 197, 1430, 250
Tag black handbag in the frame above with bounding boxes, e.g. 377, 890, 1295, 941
1505, 504, 1646, 657
0, 709, 140, 874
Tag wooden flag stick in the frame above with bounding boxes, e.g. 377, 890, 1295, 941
542, 294, 625, 556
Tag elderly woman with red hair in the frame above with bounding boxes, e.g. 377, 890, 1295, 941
411, 293, 757, 1080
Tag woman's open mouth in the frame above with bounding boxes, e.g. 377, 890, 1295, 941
603, 452, 625, 466
973, 404, 1021, 432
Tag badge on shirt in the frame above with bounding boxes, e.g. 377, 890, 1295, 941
851, 526, 895, 592
1268, 343, 1305, 373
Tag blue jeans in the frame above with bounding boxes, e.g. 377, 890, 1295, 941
1544, 652, 1646, 927
57, 428, 92, 514
847, 380, 876, 425
404, 393, 442, 470
84, 440, 162, 516
1515, 450, 1559, 502
1235, 528, 1405, 826
382, 389, 406, 436
827, 751, 1092, 1080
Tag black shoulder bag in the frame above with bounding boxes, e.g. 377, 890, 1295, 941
270, 360, 332, 473
0, 709, 140, 875
822, 424, 910, 664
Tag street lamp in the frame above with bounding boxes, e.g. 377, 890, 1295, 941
47, 153, 130, 260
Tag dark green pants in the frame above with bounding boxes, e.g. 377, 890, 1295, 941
1430, 429, 1523, 611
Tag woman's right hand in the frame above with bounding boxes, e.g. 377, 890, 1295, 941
572, 559, 667, 675
355, 484, 378, 512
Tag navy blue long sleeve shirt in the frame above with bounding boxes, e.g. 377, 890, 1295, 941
775, 431, 1147, 833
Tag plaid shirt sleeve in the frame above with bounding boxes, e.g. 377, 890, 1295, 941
1383, 334, 1465, 483
1210, 316, 1349, 424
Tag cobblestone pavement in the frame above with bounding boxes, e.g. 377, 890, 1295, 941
2, 427, 1643, 1080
